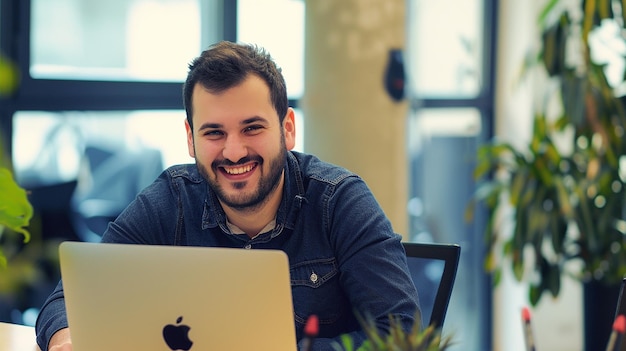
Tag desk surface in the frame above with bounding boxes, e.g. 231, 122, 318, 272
0, 322, 39, 351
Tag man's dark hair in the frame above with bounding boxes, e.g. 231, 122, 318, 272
183, 41, 288, 130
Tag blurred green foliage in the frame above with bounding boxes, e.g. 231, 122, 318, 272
0, 168, 33, 268
0, 52, 19, 97
0, 50, 30, 270
467, 0, 626, 305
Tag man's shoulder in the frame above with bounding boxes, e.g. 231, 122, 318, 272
290, 151, 358, 184
163, 164, 205, 183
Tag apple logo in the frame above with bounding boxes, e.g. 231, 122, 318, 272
162, 316, 193, 350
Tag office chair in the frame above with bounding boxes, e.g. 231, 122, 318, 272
402, 241, 461, 330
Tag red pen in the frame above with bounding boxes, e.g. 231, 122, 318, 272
301, 314, 319, 351
521, 306, 536, 351
605, 314, 626, 351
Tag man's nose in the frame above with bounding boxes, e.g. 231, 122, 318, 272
222, 135, 248, 162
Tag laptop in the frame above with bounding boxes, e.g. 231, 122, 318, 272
59, 241, 297, 351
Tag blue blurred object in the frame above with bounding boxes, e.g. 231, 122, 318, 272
70, 145, 163, 242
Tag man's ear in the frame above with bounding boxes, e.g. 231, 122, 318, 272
283, 108, 296, 150
185, 119, 196, 158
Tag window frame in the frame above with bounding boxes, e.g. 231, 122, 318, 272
0, 0, 237, 150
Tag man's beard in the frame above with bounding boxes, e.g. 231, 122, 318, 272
196, 144, 287, 212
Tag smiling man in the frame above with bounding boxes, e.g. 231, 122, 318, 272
35, 41, 420, 351
189, 74, 292, 235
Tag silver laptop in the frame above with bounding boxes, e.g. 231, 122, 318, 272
59, 241, 297, 351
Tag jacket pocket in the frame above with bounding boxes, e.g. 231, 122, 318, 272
290, 257, 337, 288
290, 257, 345, 327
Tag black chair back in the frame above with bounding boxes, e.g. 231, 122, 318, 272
402, 242, 461, 330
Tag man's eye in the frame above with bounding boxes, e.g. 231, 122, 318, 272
203, 130, 223, 137
244, 125, 263, 133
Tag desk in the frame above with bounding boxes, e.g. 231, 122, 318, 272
0, 322, 40, 351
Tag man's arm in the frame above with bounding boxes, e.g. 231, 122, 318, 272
327, 177, 421, 348
47, 328, 72, 351
35, 281, 69, 351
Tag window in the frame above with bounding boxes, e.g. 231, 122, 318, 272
406, 1, 496, 350
9, 0, 228, 183
407, 1, 483, 97
29, 0, 218, 82
237, 0, 304, 99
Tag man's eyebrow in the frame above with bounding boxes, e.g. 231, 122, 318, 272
242, 116, 269, 125
197, 122, 222, 131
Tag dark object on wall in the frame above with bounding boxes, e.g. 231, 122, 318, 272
384, 49, 405, 102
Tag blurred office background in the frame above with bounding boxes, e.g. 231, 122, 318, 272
0, 1, 583, 350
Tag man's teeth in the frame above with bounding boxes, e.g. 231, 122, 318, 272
224, 165, 253, 175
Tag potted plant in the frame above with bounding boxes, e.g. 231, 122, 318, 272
0, 131, 40, 323
332, 314, 454, 351
0, 51, 44, 324
1, 50, 31, 267
466, 0, 626, 349
0, 51, 31, 268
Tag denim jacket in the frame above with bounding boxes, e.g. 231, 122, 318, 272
36, 151, 420, 351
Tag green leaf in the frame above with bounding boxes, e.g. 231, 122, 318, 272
334, 334, 355, 351
538, 0, 560, 27
484, 250, 497, 272
550, 210, 568, 255
512, 250, 525, 282
529, 284, 543, 306
554, 176, 573, 218
547, 264, 562, 297
0, 54, 19, 96
0, 247, 6, 270
597, 0, 613, 21
509, 169, 528, 207
541, 14, 568, 76
492, 267, 502, 286
0, 168, 32, 243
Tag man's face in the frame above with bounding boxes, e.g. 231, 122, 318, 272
185, 75, 296, 211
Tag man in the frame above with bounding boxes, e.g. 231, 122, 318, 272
35, 41, 420, 351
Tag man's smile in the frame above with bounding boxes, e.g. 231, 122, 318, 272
220, 162, 258, 177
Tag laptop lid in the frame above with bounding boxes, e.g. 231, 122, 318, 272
59, 241, 297, 351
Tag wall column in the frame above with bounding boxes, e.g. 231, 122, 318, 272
301, 0, 408, 237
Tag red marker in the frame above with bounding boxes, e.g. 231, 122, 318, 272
606, 314, 626, 351
301, 314, 319, 351
521, 306, 536, 351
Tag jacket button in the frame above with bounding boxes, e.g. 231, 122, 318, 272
244, 244, 252, 249
310, 272, 318, 283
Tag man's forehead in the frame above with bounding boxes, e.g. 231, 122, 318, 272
191, 80, 279, 126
